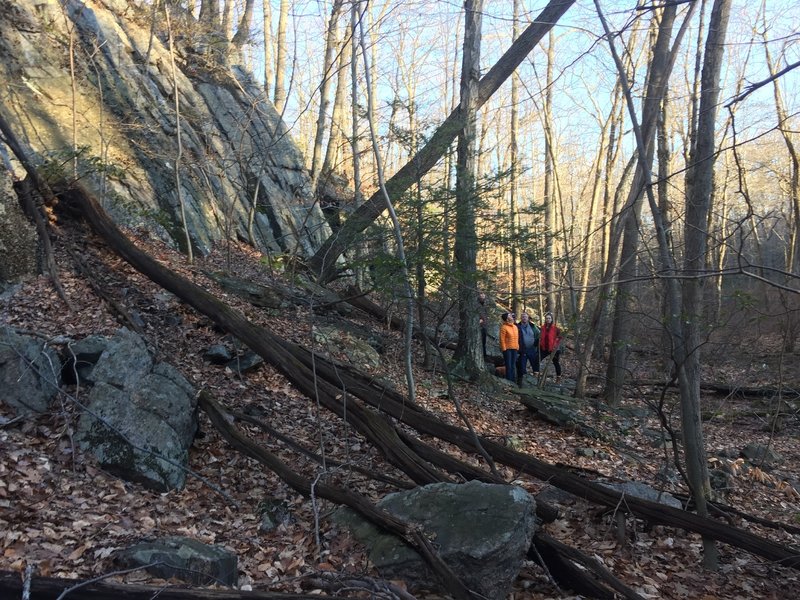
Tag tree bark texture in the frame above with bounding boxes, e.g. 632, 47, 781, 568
452, 0, 483, 376
679, 0, 732, 568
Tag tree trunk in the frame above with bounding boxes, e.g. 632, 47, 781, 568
452, 0, 484, 379
272, 0, 289, 114
307, 0, 576, 283
761, 5, 800, 275
542, 29, 557, 314
604, 5, 678, 405
679, 0, 732, 569
231, 0, 255, 49
310, 0, 344, 189
320, 25, 352, 184
261, 0, 273, 96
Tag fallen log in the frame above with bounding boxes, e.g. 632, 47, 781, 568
0, 111, 787, 585
623, 378, 799, 400
0, 569, 334, 600
198, 391, 475, 600
203, 392, 640, 600
532, 534, 645, 600
57, 174, 800, 570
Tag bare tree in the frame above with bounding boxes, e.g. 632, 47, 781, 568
320, 25, 352, 182
509, 0, 522, 317
542, 29, 557, 315
604, 4, 681, 405
310, 0, 344, 189
165, 2, 193, 263
273, 0, 289, 114
261, 0, 273, 96
761, 4, 800, 276
307, 0, 577, 283
452, 0, 484, 378
231, 0, 256, 49
679, 0, 732, 570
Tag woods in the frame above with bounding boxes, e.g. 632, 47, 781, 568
2, 0, 800, 598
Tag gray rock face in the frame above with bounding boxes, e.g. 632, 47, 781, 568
0, 0, 329, 258
115, 536, 238, 586
337, 481, 537, 598
0, 327, 60, 415
741, 443, 783, 468
74, 329, 198, 491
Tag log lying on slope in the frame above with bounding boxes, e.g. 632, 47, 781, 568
199, 391, 475, 600
201, 392, 640, 600
0, 569, 334, 600
281, 347, 800, 569
57, 178, 800, 571
55, 178, 643, 598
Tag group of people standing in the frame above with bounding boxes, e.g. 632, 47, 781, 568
477, 291, 563, 385
496, 307, 562, 386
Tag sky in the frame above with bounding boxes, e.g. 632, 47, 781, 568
229, 0, 800, 186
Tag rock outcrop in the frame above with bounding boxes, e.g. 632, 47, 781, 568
0, 0, 329, 258
73, 328, 199, 491
336, 481, 537, 598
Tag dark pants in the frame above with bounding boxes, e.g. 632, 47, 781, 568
481, 327, 487, 358
539, 349, 561, 376
503, 349, 518, 382
518, 347, 540, 379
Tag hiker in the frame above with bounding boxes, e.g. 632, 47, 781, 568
478, 291, 488, 359
539, 311, 563, 383
499, 312, 519, 382
516, 311, 540, 385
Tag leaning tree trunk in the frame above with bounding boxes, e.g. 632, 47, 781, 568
306, 0, 576, 283
604, 4, 678, 405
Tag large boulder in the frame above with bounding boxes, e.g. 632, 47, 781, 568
337, 481, 537, 598
115, 536, 238, 586
0, 326, 60, 416
74, 329, 198, 491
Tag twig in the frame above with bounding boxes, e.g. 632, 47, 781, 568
22, 564, 33, 600
56, 562, 166, 600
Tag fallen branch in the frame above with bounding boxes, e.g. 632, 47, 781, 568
60, 171, 800, 569
198, 391, 477, 600
0, 569, 335, 600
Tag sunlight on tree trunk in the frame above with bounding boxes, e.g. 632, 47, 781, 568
311, 0, 344, 190
356, 6, 417, 402
273, 0, 289, 113
453, 0, 484, 379
165, 3, 193, 264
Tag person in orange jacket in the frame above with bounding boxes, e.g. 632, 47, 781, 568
499, 312, 519, 382
539, 311, 563, 383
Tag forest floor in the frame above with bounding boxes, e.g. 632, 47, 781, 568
2, 224, 800, 599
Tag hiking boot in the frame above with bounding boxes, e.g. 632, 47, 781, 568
555, 376, 562, 384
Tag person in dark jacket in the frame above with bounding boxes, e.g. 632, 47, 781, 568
516, 311, 539, 385
539, 311, 563, 383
